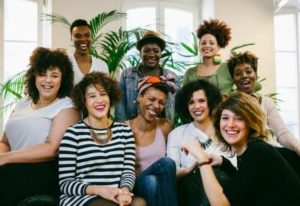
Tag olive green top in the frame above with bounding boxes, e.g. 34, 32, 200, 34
183, 63, 234, 95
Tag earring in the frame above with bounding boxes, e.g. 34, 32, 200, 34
213, 54, 222, 64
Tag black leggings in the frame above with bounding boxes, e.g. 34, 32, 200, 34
0, 160, 59, 206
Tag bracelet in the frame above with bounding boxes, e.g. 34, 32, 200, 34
197, 159, 212, 167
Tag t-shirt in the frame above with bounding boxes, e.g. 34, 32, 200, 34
69, 54, 108, 84
5, 97, 74, 150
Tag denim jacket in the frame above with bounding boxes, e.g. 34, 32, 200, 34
115, 66, 180, 122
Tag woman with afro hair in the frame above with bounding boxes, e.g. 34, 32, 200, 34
183, 19, 233, 95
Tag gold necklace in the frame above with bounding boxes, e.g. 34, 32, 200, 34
87, 118, 112, 144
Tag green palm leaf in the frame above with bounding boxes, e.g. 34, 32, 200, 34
42, 13, 71, 27
89, 10, 127, 42
0, 71, 25, 114
98, 27, 144, 75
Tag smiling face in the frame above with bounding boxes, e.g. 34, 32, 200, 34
138, 87, 167, 122
35, 67, 62, 101
85, 84, 110, 121
220, 109, 249, 154
199, 34, 220, 58
71, 25, 92, 55
140, 43, 162, 68
188, 90, 210, 123
233, 63, 257, 95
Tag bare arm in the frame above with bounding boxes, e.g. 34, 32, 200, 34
183, 139, 230, 206
0, 108, 80, 165
0, 133, 11, 154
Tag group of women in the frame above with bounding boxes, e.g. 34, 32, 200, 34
0, 18, 300, 206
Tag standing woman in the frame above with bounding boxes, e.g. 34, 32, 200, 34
69, 19, 108, 84
59, 72, 146, 206
183, 92, 300, 206
167, 79, 232, 206
129, 76, 178, 206
0, 47, 80, 206
183, 19, 233, 95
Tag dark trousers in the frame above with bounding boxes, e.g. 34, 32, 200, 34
277, 147, 300, 178
0, 159, 59, 206
177, 166, 230, 206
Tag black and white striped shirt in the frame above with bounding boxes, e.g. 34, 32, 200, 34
59, 121, 135, 206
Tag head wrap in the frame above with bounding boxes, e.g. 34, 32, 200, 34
137, 74, 178, 95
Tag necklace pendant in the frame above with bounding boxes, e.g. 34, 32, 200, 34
90, 128, 112, 144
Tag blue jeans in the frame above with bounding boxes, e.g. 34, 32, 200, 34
134, 157, 177, 206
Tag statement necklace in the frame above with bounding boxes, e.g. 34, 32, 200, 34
87, 119, 112, 144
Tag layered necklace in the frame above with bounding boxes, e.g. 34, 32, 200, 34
87, 118, 112, 145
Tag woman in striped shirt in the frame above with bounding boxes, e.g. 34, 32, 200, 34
58, 72, 146, 206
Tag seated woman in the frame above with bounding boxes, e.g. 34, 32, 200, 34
59, 72, 146, 206
183, 92, 300, 206
227, 51, 300, 176
167, 79, 233, 206
0, 47, 80, 206
128, 76, 178, 206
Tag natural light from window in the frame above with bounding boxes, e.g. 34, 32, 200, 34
126, 7, 156, 30
274, 13, 299, 138
4, 0, 38, 80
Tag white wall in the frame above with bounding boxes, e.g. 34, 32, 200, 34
214, 0, 275, 94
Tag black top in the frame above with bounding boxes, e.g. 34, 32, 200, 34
221, 140, 300, 206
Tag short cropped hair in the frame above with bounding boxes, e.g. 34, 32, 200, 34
196, 19, 231, 48
175, 79, 222, 123
227, 51, 258, 78
25, 47, 74, 103
70, 19, 90, 34
213, 92, 269, 152
72, 72, 121, 112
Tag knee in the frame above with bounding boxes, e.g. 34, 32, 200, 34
135, 175, 158, 193
158, 157, 176, 171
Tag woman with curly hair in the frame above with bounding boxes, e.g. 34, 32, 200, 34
0, 47, 80, 206
167, 79, 233, 206
183, 19, 233, 95
183, 92, 300, 206
59, 72, 146, 206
